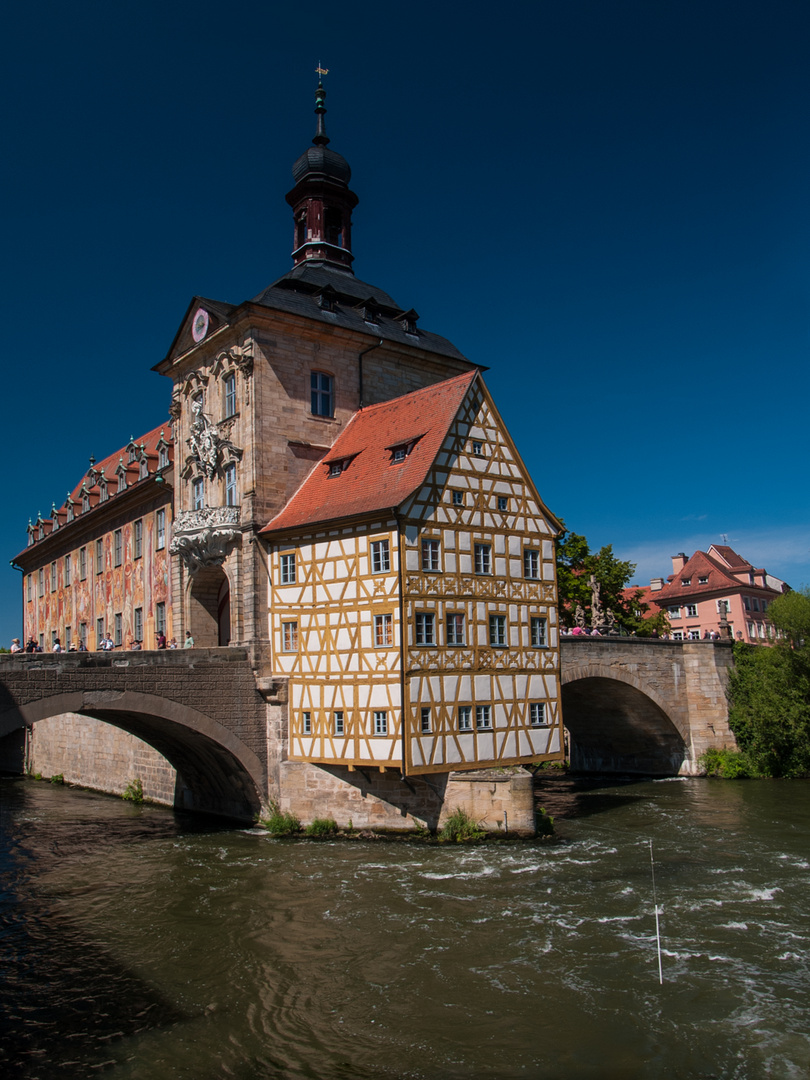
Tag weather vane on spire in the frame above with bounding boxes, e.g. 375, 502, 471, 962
316, 64, 329, 80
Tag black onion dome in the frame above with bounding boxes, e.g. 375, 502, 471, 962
291, 144, 352, 185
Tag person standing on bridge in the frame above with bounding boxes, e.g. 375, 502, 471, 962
10, 638, 22, 653
184, 630, 194, 649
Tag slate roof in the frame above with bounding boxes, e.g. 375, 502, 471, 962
262, 371, 478, 534
250, 263, 471, 363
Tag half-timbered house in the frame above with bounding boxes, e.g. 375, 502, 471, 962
263, 370, 563, 774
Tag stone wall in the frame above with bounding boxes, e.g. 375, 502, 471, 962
25, 713, 178, 804
275, 761, 536, 835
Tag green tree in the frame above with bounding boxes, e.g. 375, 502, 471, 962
727, 587, 810, 777
555, 524, 665, 634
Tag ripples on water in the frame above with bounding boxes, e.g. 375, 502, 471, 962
1, 775, 809, 1079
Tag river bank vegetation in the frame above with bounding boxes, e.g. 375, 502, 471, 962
711, 588, 810, 778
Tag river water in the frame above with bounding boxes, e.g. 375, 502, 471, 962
1, 775, 808, 1080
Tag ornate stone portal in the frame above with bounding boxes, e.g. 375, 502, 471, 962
170, 507, 241, 574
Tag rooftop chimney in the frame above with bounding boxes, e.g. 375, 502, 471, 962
650, 577, 665, 591
671, 552, 688, 574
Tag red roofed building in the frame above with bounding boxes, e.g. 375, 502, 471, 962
262, 371, 563, 774
15, 426, 174, 650
646, 546, 789, 642
13, 79, 565, 804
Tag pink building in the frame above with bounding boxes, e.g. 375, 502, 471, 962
648, 545, 789, 643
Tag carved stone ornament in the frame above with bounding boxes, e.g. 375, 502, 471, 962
169, 507, 241, 573
186, 396, 242, 480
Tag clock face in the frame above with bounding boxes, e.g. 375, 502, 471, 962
191, 307, 210, 343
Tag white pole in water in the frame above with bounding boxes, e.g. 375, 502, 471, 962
649, 839, 663, 984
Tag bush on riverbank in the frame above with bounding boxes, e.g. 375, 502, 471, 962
439, 808, 486, 842
305, 817, 338, 838
262, 804, 301, 835
727, 588, 810, 778
698, 748, 755, 778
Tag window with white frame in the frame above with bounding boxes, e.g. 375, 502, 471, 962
64, 555, 71, 586
114, 530, 123, 567
471, 440, 483, 455
415, 612, 436, 646
667, 606, 681, 618
446, 612, 465, 646
681, 577, 691, 586
698, 575, 708, 584
452, 490, 464, 506
79, 547, 87, 580
50, 562, 56, 592
672, 630, 683, 640
139, 457, 148, 480
373, 710, 387, 736
26, 574, 32, 602
158, 443, 169, 470
192, 477, 204, 511
685, 604, 698, 618
302, 711, 312, 735
530, 702, 547, 726
134, 607, 143, 642
280, 552, 296, 585
374, 613, 393, 647
489, 614, 507, 647
530, 616, 547, 647
474, 543, 491, 575
524, 549, 540, 579
134, 519, 143, 559
752, 598, 760, 612
224, 372, 236, 418
282, 621, 298, 652
371, 539, 390, 573
476, 705, 492, 729
716, 599, 731, 615
421, 538, 440, 572
743, 597, 751, 611
96, 617, 104, 645
687, 629, 701, 640
38, 569, 44, 597
420, 707, 431, 734
96, 538, 104, 572
156, 509, 166, 550
65, 626, 72, 649
224, 463, 237, 507
156, 602, 166, 635
458, 706, 472, 731
79, 622, 87, 647
114, 613, 122, 647
311, 371, 334, 417
334, 710, 344, 736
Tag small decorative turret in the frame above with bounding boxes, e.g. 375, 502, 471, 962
286, 74, 359, 272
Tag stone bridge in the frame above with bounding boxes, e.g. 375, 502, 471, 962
560, 637, 736, 775
0, 649, 278, 820
0, 639, 737, 821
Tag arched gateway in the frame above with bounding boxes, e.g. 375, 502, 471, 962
0, 651, 268, 821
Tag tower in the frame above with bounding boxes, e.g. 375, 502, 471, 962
285, 80, 358, 272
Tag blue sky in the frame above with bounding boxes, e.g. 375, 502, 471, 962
3, 0, 809, 644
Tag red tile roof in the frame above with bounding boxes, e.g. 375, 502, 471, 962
262, 372, 478, 534
622, 585, 663, 617
709, 545, 751, 570
653, 547, 779, 603
25, 423, 172, 545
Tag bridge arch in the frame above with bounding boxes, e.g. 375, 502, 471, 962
0, 689, 265, 821
561, 661, 688, 775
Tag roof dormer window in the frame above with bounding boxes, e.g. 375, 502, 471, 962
128, 442, 137, 463
66, 499, 74, 523
395, 308, 419, 335
698, 575, 708, 584
139, 456, 149, 479
82, 492, 90, 513
358, 298, 380, 324
98, 479, 108, 503
328, 461, 344, 477
318, 284, 338, 312
681, 577, 691, 586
